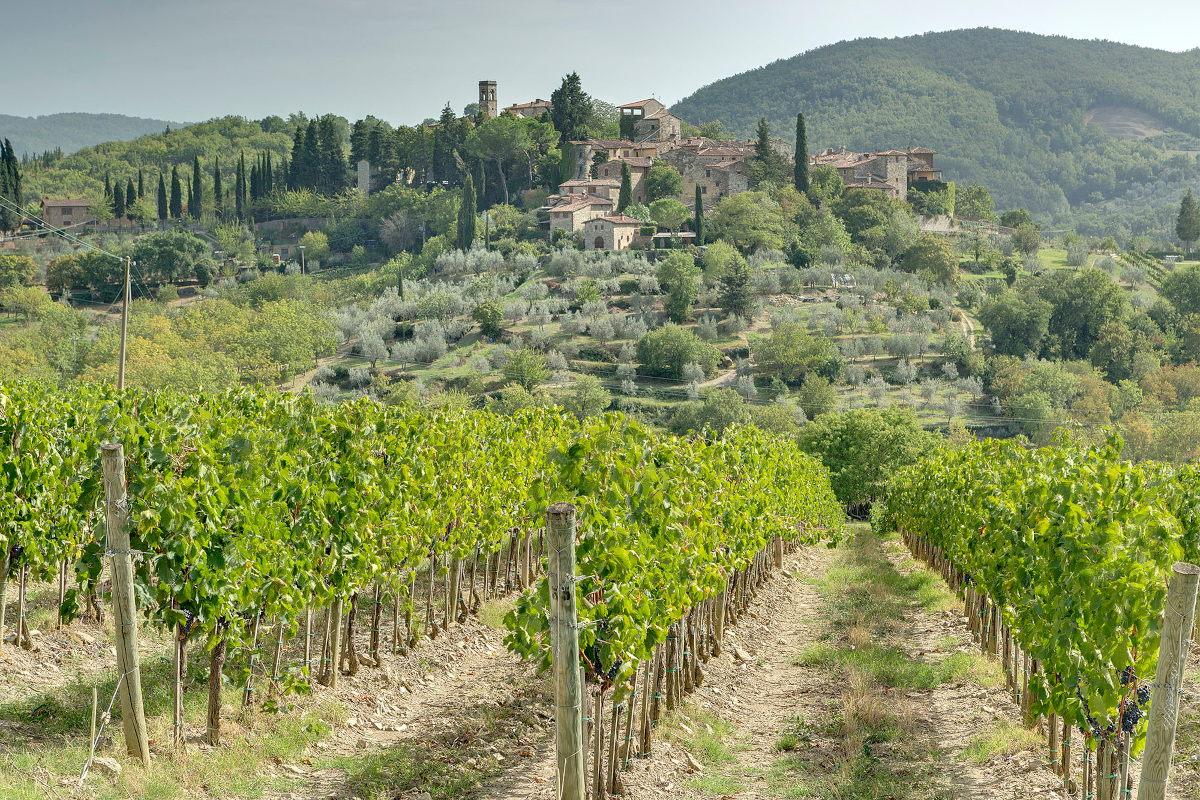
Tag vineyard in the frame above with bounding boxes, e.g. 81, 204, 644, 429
0, 380, 843, 796
876, 434, 1200, 799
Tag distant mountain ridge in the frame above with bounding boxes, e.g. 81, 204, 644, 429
0, 113, 187, 158
672, 29, 1200, 218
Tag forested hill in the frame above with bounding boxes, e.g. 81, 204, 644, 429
672, 29, 1200, 217
1, 113, 185, 158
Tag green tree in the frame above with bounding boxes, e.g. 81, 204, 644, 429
753, 321, 840, 385
956, 182, 996, 222
719, 253, 754, 319
708, 191, 785, 252
137, 168, 144, 199
316, 115, 347, 195
1177, 189, 1200, 254
0, 139, 24, 234
797, 407, 937, 511
749, 117, 790, 189
110, 176, 125, 218
796, 375, 836, 419
1162, 263, 1200, 315
298, 230, 330, 261
670, 388, 749, 437
656, 250, 702, 323
999, 209, 1036, 230
550, 72, 592, 142
562, 374, 611, 420
902, 232, 960, 287
191, 156, 203, 218
472, 297, 503, 338
213, 156, 223, 214
503, 348, 549, 391
645, 163, 684, 203
0, 254, 37, 288
457, 172, 477, 251
157, 173, 168, 220
1010, 223, 1041, 255
125, 179, 135, 217
131, 228, 209, 284
650, 198, 689, 232
807, 164, 844, 208
694, 184, 704, 243
466, 115, 531, 206
617, 161, 632, 212
636, 324, 721, 378
793, 112, 809, 192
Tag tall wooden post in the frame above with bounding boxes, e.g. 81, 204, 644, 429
1137, 561, 1200, 800
101, 443, 151, 767
117, 257, 131, 391
547, 502, 585, 800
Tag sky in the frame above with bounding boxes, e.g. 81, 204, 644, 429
5, 0, 1200, 126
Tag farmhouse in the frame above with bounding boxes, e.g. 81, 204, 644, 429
584, 215, 642, 251
809, 146, 941, 200
548, 194, 614, 236
40, 198, 96, 229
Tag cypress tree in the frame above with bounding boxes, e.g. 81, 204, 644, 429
618, 161, 632, 212
794, 112, 810, 192
235, 153, 245, 220
112, 179, 125, 219
302, 119, 320, 190
0, 139, 21, 233
157, 174, 168, 221
694, 184, 704, 244
104, 173, 112, 201
125, 179, 135, 217
213, 156, 223, 214
265, 152, 273, 194
186, 182, 192, 219
250, 161, 259, 202
137, 168, 145, 199
170, 166, 183, 219
457, 173, 477, 251
316, 115, 346, 195
191, 156, 203, 218
1178, 189, 1200, 254
289, 125, 305, 190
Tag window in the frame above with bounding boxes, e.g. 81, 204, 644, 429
705, 170, 710, 178
62, 207, 73, 217
701, 186, 707, 194
595, 237, 605, 250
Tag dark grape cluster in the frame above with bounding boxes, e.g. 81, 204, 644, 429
1077, 669, 1153, 737
1121, 704, 1144, 734
606, 660, 623, 681
1119, 666, 1135, 687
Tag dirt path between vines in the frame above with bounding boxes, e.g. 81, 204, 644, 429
487, 533, 1067, 800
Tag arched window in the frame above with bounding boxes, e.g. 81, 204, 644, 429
594, 237, 605, 250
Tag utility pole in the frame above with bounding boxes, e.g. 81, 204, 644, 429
117, 256, 131, 392
298, 245, 306, 275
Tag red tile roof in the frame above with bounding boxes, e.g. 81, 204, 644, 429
550, 195, 614, 213
594, 215, 643, 225
908, 146, 937, 154
618, 99, 657, 109
41, 198, 94, 207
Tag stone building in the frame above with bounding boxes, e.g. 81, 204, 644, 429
556, 178, 622, 205
584, 215, 642, 251
504, 99, 553, 118
593, 157, 652, 204
40, 198, 96, 228
617, 99, 684, 142
808, 146, 941, 200
548, 194, 614, 236
478, 80, 498, 118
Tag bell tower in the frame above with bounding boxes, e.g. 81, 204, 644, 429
479, 80, 498, 119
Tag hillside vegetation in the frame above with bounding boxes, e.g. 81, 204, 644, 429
673, 29, 1200, 221
1, 112, 184, 159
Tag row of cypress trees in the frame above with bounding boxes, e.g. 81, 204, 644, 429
0, 139, 23, 233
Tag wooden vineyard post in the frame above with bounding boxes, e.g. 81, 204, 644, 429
173, 622, 185, 748
207, 629, 226, 746
1137, 561, 1200, 800
0, 546, 9, 654
100, 443, 151, 768
326, 596, 343, 689
547, 502, 585, 800
370, 583, 383, 664
1048, 712, 1060, 774
773, 535, 783, 568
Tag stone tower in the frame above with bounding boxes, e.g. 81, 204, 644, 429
479, 80, 498, 119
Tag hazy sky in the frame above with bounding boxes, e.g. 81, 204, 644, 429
5, 0, 1200, 125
